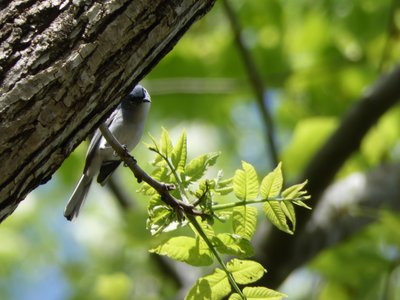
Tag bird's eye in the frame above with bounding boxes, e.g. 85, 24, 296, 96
127, 95, 142, 104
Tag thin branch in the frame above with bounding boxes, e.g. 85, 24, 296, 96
222, 0, 279, 166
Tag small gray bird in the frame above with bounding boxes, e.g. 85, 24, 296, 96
64, 85, 151, 221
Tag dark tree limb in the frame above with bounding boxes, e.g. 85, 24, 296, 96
295, 163, 400, 269
0, 0, 216, 222
258, 65, 400, 288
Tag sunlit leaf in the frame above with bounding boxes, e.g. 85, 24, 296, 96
280, 201, 296, 231
293, 200, 312, 210
233, 161, 259, 201
214, 233, 254, 258
281, 180, 308, 200
185, 152, 220, 182
215, 174, 233, 195
147, 132, 165, 166
147, 201, 181, 235
232, 206, 258, 240
227, 259, 266, 285
196, 216, 216, 239
215, 186, 234, 195
185, 268, 231, 300
229, 287, 287, 300
160, 127, 173, 158
171, 129, 187, 173
150, 236, 213, 266
260, 163, 283, 199
263, 201, 293, 234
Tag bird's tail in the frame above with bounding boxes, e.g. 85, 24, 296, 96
64, 174, 92, 221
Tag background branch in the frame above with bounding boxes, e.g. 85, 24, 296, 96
258, 65, 400, 288
222, 0, 279, 166
107, 176, 135, 210
107, 175, 184, 288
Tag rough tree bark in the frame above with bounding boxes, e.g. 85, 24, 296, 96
0, 0, 216, 222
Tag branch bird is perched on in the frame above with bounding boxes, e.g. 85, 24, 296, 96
64, 85, 151, 221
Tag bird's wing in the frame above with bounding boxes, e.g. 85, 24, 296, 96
96, 160, 121, 185
83, 108, 119, 173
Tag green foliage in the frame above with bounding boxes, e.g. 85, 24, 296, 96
150, 236, 213, 266
94, 273, 132, 300
3, 1, 400, 299
310, 211, 400, 300
230, 287, 287, 300
142, 128, 310, 299
232, 206, 257, 241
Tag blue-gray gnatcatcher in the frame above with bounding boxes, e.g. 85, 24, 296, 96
64, 85, 151, 221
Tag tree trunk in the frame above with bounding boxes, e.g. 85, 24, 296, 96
0, 0, 216, 222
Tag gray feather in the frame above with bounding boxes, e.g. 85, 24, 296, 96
64, 175, 92, 221
97, 160, 121, 185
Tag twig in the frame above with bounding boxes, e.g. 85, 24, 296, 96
98, 124, 205, 218
103, 144, 184, 290
222, 0, 279, 166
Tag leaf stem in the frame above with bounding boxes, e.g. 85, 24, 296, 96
152, 148, 189, 201
212, 197, 310, 211
186, 214, 246, 299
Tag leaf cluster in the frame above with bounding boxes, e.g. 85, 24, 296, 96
140, 128, 310, 299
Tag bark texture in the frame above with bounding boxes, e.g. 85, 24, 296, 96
0, 0, 216, 222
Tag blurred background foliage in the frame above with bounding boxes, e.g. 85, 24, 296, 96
1, 0, 400, 299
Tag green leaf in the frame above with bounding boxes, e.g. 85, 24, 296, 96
171, 129, 187, 173
215, 173, 233, 195
185, 152, 220, 182
147, 132, 160, 151
147, 201, 182, 235
185, 268, 231, 300
281, 180, 308, 199
215, 186, 234, 195
214, 233, 254, 258
228, 294, 243, 300
148, 132, 165, 166
227, 259, 266, 285
262, 201, 293, 234
150, 236, 213, 266
216, 176, 233, 188
160, 127, 173, 158
260, 163, 283, 199
280, 201, 296, 231
196, 216, 216, 239
293, 200, 312, 210
232, 206, 258, 240
230, 287, 287, 300
233, 161, 259, 201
